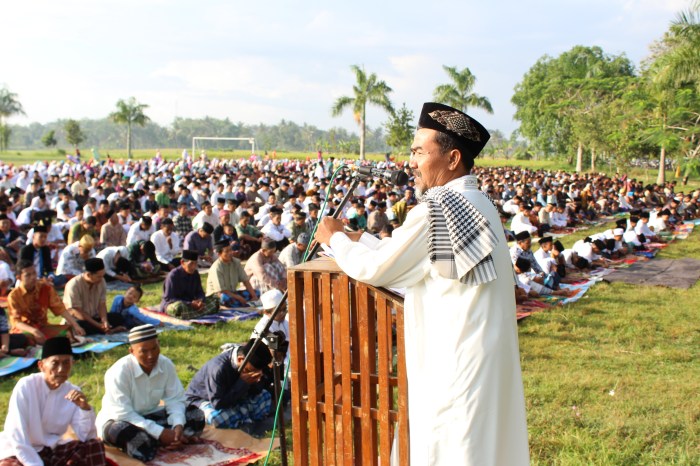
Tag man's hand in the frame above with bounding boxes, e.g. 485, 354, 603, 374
240, 368, 263, 385
191, 299, 204, 310
314, 217, 345, 246
160, 425, 185, 449
72, 324, 86, 337
65, 389, 91, 410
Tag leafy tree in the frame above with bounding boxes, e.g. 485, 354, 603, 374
384, 103, 415, 156
109, 97, 150, 159
512, 46, 635, 169
0, 87, 26, 151
64, 119, 85, 149
331, 65, 394, 160
41, 129, 57, 148
433, 66, 493, 114
652, 1, 700, 91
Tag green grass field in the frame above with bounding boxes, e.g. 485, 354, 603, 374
0, 155, 698, 464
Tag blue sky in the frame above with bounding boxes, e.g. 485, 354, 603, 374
3, 0, 687, 137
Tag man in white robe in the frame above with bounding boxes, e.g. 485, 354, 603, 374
0, 337, 106, 466
315, 102, 529, 465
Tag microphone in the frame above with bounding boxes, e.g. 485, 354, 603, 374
356, 166, 409, 186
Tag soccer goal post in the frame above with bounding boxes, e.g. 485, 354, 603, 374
192, 137, 256, 156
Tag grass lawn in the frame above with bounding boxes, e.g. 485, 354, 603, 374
0, 152, 698, 464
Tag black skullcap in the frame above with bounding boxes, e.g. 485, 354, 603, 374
182, 249, 199, 261
34, 224, 48, 233
42, 336, 73, 359
128, 324, 157, 345
575, 257, 590, 269
593, 239, 606, 251
605, 238, 616, 251
216, 197, 225, 203
515, 257, 531, 272
554, 240, 565, 252
640, 212, 650, 219
239, 338, 273, 370
515, 231, 531, 242
201, 222, 214, 234
538, 236, 553, 245
161, 218, 174, 226
85, 257, 105, 273
615, 219, 627, 228
630, 216, 639, 223
214, 239, 230, 253
417, 102, 490, 159
85, 216, 97, 226
660, 209, 671, 216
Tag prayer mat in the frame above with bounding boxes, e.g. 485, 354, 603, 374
604, 258, 700, 289
188, 308, 261, 325
105, 427, 278, 466
0, 355, 36, 377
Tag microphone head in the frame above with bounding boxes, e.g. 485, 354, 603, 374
390, 170, 409, 186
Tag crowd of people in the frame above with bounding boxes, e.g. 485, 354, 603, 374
0, 150, 698, 464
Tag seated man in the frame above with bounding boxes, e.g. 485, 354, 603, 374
244, 239, 287, 294
183, 222, 214, 266
96, 246, 132, 283
0, 213, 23, 264
8, 260, 85, 345
151, 218, 182, 270
66, 215, 97, 245
186, 338, 272, 429
96, 325, 204, 463
160, 250, 219, 319
126, 239, 161, 279
207, 241, 258, 308
260, 208, 291, 251
63, 258, 125, 335
235, 211, 263, 259
56, 234, 96, 279
100, 210, 127, 248
19, 223, 67, 288
0, 337, 107, 466
278, 232, 311, 269
251, 289, 290, 347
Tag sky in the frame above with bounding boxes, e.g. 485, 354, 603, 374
3, 0, 688, 138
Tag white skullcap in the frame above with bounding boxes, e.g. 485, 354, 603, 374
260, 289, 284, 310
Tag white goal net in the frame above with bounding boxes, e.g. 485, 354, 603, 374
192, 137, 256, 156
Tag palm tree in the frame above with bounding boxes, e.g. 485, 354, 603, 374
433, 65, 493, 114
109, 97, 150, 159
654, 1, 700, 90
0, 87, 26, 151
331, 65, 394, 160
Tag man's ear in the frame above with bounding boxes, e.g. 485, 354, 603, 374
448, 149, 462, 171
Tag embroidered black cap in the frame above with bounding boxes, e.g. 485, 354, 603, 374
417, 102, 490, 159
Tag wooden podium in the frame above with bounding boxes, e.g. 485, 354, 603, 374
287, 258, 409, 466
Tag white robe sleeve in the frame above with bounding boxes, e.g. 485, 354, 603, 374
329, 204, 430, 289
5, 380, 43, 466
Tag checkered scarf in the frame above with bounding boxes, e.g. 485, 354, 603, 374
422, 183, 498, 286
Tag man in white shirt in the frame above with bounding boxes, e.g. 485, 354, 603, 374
151, 218, 182, 269
260, 208, 291, 251
191, 201, 220, 231
126, 216, 155, 246
0, 337, 106, 466
96, 325, 204, 463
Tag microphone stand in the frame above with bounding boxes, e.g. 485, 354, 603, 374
238, 170, 362, 466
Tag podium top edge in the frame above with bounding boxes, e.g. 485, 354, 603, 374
289, 257, 343, 273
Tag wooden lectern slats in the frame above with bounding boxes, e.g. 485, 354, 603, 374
376, 296, 392, 463
338, 273, 354, 466
288, 261, 408, 466
302, 271, 322, 466
321, 272, 336, 466
396, 301, 410, 466
288, 270, 309, 466
356, 285, 376, 466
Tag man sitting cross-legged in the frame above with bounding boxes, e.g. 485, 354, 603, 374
96, 325, 204, 463
8, 260, 85, 345
207, 240, 258, 308
0, 337, 107, 466
63, 258, 126, 335
186, 338, 273, 429
160, 249, 219, 319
